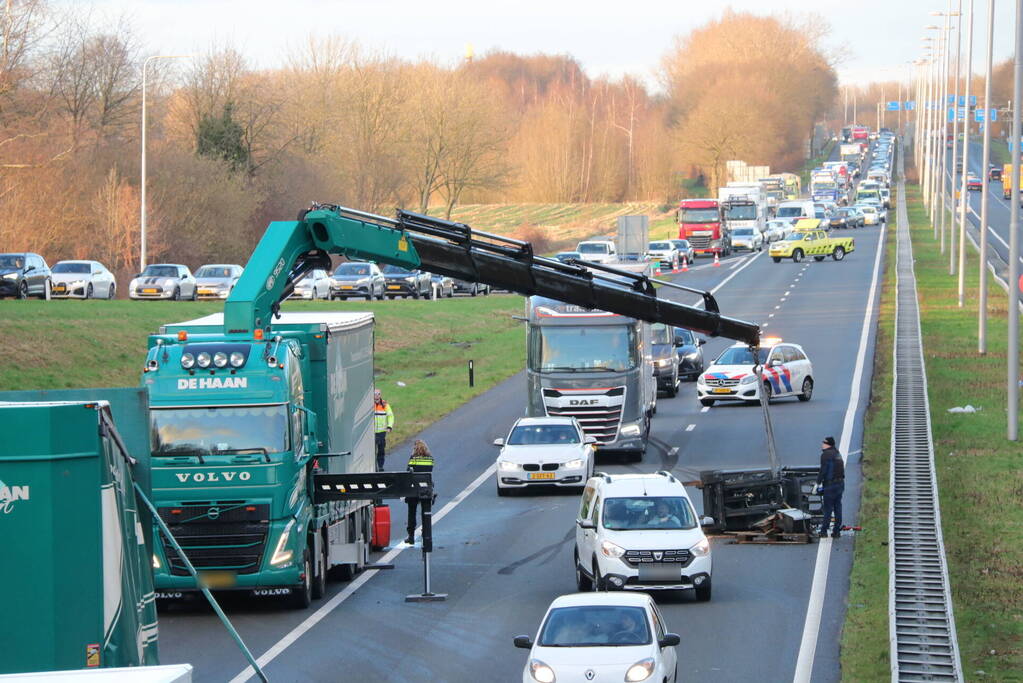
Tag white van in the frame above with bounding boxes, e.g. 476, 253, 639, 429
775, 200, 815, 226
574, 471, 713, 600
575, 240, 617, 264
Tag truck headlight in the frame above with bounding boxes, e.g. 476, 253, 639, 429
213, 351, 229, 368
690, 538, 711, 557
563, 458, 585, 470
740, 375, 758, 385
620, 423, 641, 437
270, 520, 295, 566
181, 353, 196, 369
625, 658, 655, 682
196, 352, 212, 368
229, 351, 246, 367
498, 460, 518, 472
600, 540, 626, 559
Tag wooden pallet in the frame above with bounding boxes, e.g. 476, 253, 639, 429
726, 530, 814, 545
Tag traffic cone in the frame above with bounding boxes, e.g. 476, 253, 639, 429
653, 264, 662, 277
681, 255, 689, 272
672, 260, 680, 274
713, 252, 721, 267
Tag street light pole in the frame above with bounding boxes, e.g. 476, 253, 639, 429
140, 54, 192, 273
938, 8, 953, 252
978, 0, 995, 353
950, 0, 963, 276
957, 0, 975, 307
1008, 0, 1021, 440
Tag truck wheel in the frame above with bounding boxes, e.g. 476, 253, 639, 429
792, 249, 804, 263
311, 534, 328, 600
832, 246, 845, 261
813, 255, 825, 262
575, 551, 593, 591
772, 257, 781, 263
290, 549, 313, 609
798, 377, 814, 402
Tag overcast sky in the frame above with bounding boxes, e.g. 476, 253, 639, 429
76, 0, 1016, 90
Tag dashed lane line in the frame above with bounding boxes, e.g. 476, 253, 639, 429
685, 424, 696, 432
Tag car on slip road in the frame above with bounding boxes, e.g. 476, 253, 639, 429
513, 592, 681, 683
129, 263, 197, 301
194, 263, 244, 300
330, 261, 385, 300
0, 252, 51, 299
50, 260, 116, 299
493, 416, 596, 495
381, 264, 432, 299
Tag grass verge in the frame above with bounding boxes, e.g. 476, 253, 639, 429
0, 295, 527, 451
841, 184, 898, 681
842, 181, 1023, 681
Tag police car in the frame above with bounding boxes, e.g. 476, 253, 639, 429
696, 338, 814, 406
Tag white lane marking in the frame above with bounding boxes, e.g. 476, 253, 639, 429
792, 216, 887, 683
700, 406, 710, 414
228, 464, 498, 683
780, 297, 787, 302
768, 313, 775, 318
686, 250, 763, 306
785, 290, 791, 296
762, 322, 769, 327
774, 305, 781, 309
685, 424, 696, 432
967, 206, 1015, 254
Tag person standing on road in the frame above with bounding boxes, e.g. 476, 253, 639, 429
816, 436, 845, 539
374, 389, 394, 471
405, 439, 435, 545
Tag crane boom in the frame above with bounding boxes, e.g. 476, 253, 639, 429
223, 204, 761, 346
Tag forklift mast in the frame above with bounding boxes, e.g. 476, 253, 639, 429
223, 204, 761, 346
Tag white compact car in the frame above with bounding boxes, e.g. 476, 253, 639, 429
291, 268, 331, 300
856, 204, 880, 226
697, 338, 814, 406
129, 263, 197, 301
513, 592, 680, 683
50, 260, 116, 299
575, 240, 617, 264
729, 227, 763, 252
574, 471, 713, 599
495, 417, 596, 495
644, 241, 679, 269
764, 219, 789, 242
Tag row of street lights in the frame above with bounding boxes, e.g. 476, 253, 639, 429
916, 0, 1022, 440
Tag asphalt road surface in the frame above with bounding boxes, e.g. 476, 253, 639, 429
156, 202, 886, 681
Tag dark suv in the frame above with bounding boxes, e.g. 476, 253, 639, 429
0, 252, 52, 299
381, 264, 432, 299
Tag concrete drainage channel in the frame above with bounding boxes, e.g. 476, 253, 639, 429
888, 167, 963, 681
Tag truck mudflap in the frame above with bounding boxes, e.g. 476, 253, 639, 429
699, 466, 821, 532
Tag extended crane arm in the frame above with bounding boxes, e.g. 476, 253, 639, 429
223, 204, 761, 345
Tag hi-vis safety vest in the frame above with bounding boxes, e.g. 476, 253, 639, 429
407, 452, 434, 470
374, 401, 394, 433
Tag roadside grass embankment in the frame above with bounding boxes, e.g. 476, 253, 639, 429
842, 182, 1023, 681
0, 295, 526, 451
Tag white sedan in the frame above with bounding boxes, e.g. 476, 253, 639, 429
765, 219, 791, 241
494, 417, 595, 495
514, 592, 680, 683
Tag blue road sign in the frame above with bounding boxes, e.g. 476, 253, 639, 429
886, 101, 900, 111
947, 107, 967, 122
904, 101, 916, 111
957, 95, 977, 106
973, 108, 997, 122
947, 94, 956, 104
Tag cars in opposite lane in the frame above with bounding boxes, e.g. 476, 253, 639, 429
130, 263, 197, 301
291, 268, 331, 300
194, 264, 243, 300
0, 252, 51, 300
50, 260, 115, 299
382, 264, 432, 299
330, 262, 385, 300
494, 417, 596, 495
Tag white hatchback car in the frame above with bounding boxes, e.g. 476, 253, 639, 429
514, 592, 680, 683
291, 268, 331, 300
697, 338, 814, 407
50, 260, 116, 299
495, 417, 596, 495
574, 472, 713, 599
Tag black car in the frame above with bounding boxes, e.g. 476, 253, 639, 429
452, 279, 491, 296
0, 252, 51, 299
381, 264, 432, 299
651, 323, 681, 397
330, 262, 385, 300
672, 327, 706, 380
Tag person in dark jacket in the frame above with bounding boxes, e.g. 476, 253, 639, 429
405, 439, 434, 545
816, 436, 845, 538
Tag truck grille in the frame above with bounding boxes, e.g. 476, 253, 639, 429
688, 236, 711, 250
158, 502, 270, 576
542, 387, 624, 444
624, 549, 693, 567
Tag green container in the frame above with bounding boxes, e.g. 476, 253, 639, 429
0, 394, 158, 674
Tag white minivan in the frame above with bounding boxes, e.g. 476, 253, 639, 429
775, 200, 815, 226
574, 471, 713, 600
575, 240, 617, 264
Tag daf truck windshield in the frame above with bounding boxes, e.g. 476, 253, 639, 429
151, 405, 289, 456
530, 325, 637, 372
679, 208, 719, 223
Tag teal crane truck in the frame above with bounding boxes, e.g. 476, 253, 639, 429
137, 204, 761, 609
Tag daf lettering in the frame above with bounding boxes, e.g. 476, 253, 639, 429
174, 471, 252, 483
569, 399, 600, 406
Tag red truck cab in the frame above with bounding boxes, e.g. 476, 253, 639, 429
852, 126, 868, 141
678, 199, 729, 256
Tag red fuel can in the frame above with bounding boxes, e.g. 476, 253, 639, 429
371, 504, 391, 550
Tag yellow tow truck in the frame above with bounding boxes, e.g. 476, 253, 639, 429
769, 219, 855, 263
